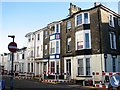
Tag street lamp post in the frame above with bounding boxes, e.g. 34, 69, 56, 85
8, 35, 15, 90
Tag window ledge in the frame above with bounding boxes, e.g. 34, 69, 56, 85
76, 75, 92, 77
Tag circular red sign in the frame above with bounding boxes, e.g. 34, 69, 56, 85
8, 42, 17, 52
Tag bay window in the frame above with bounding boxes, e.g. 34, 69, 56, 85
84, 13, 88, 24
56, 24, 60, 33
76, 30, 91, 50
76, 14, 82, 26
50, 41, 55, 54
75, 12, 90, 26
56, 41, 59, 54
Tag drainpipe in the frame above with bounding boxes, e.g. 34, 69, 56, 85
97, 8, 103, 72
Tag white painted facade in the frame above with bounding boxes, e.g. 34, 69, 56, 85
34, 29, 44, 76
13, 48, 27, 73
0, 54, 9, 71
25, 32, 35, 73
35, 30, 43, 59
64, 54, 120, 81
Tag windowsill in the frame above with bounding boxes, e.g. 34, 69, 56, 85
66, 51, 72, 53
77, 48, 91, 50
76, 75, 92, 77
109, 25, 115, 28
111, 48, 117, 50
66, 27, 71, 30
76, 23, 90, 27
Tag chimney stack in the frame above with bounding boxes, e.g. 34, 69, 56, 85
69, 3, 81, 16
94, 2, 101, 7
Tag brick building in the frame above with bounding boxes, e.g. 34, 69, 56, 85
25, 3, 120, 81
61, 3, 120, 81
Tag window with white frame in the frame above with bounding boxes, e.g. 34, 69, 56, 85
56, 61, 59, 74
31, 63, 33, 72
85, 33, 90, 48
76, 14, 82, 26
45, 31, 48, 39
76, 30, 91, 50
51, 61, 55, 73
44, 45, 47, 55
84, 13, 89, 24
41, 45, 42, 51
109, 14, 114, 27
56, 24, 60, 33
50, 26, 55, 35
77, 58, 91, 76
21, 63, 24, 72
19, 64, 21, 72
28, 63, 30, 72
50, 41, 55, 54
67, 37, 71, 52
37, 46, 39, 57
37, 34, 40, 40
31, 50, 33, 57
110, 32, 116, 49
56, 41, 59, 54
66, 21, 71, 30
22, 53, 24, 59
32, 35, 34, 40
86, 58, 90, 75
17, 53, 19, 60
75, 12, 90, 26
78, 59, 84, 75
19, 53, 23, 59
112, 58, 116, 72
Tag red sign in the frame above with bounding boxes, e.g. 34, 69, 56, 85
8, 42, 17, 52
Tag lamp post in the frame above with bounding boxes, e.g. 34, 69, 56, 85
8, 35, 16, 90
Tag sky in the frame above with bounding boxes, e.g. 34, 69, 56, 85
1, 0, 120, 54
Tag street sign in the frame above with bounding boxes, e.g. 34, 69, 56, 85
8, 42, 17, 53
110, 74, 120, 87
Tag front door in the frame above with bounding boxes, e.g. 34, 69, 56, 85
43, 62, 47, 73
66, 59, 71, 76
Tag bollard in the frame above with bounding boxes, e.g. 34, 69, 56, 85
92, 72, 95, 86
83, 80, 85, 86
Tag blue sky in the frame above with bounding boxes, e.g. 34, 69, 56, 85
1, 1, 120, 54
